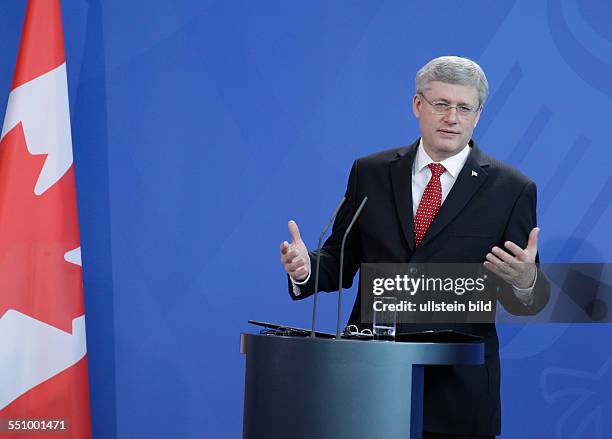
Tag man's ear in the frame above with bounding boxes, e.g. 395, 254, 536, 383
413, 94, 421, 118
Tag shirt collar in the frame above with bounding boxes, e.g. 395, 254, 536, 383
413, 139, 471, 178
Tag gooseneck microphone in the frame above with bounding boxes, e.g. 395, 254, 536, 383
310, 197, 346, 337
336, 196, 368, 338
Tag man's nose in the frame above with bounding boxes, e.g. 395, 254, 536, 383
443, 107, 458, 123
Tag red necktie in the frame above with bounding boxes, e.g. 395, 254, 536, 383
414, 163, 446, 247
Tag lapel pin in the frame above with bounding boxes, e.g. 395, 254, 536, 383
471, 170, 478, 177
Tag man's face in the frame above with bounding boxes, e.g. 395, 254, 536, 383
413, 81, 482, 161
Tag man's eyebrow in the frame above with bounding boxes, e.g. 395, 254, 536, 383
434, 97, 477, 107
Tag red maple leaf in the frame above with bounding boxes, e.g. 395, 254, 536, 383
0, 122, 83, 333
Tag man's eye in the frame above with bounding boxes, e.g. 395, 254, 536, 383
458, 106, 473, 113
433, 103, 449, 111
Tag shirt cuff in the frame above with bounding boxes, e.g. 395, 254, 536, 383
511, 270, 537, 306
290, 269, 311, 296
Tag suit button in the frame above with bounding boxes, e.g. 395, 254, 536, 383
409, 267, 418, 275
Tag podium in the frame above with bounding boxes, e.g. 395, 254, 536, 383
240, 333, 483, 439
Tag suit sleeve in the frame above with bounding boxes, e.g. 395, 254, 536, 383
496, 181, 550, 315
288, 160, 363, 300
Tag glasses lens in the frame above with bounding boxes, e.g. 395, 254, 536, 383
432, 102, 450, 113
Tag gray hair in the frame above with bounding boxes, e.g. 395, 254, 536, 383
415, 56, 489, 106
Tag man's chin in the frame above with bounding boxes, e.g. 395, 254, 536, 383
429, 140, 466, 158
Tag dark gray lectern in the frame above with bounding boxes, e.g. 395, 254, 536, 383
240, 333, 483, 439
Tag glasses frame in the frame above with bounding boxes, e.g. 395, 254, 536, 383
343, 324, 373, 337
418, 92, 481, 117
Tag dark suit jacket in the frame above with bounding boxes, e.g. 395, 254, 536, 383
288, 139, 550, 436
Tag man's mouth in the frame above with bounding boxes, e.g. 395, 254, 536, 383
438, 129, 460, 136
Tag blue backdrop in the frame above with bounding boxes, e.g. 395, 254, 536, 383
1, 1, 611, 438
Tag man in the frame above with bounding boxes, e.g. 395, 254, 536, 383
280, 56, 550, 438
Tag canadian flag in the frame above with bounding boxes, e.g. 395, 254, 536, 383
0, 1, 91, 438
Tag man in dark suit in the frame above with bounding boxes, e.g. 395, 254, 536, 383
280, 56, 550, 438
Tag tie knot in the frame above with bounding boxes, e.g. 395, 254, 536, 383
428, 163, 446, 178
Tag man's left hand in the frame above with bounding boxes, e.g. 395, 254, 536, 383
484, 227, 539, 289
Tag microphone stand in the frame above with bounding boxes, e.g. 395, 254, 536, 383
310, 197, 346, 337
336, 197, 368, 339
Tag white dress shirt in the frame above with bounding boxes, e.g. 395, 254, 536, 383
412, 139, 470, 217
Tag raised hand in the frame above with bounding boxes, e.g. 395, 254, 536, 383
280, 220, 310, 281
484, 227, 539, 289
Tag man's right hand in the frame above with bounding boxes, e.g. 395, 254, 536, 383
280, 220, 310, 282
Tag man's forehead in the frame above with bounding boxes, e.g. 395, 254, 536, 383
425, 81, 479, 102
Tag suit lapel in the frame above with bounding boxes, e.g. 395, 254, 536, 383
419, 141, 490, 248
390, 140, 419, 252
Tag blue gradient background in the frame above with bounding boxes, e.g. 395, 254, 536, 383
1, 1, 611, 438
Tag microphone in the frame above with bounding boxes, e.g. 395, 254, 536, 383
336, 196, 368, 338
310, 197, 346, 337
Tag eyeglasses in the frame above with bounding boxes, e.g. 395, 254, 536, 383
418, 93, 480, 117
343, 324, 373, 339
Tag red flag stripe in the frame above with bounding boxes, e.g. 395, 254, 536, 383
11, 0, 66, 90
